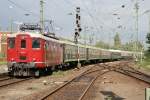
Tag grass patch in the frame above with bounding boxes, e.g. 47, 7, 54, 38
136, 59, 150, 70
52, 70, 69, 77
0, 62, 7, 65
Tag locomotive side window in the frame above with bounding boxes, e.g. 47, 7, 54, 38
21, 40, 26, 48
32, 39, 40, 48
8, 38, 15, 48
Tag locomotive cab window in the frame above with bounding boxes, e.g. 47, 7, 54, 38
8, 38, 15, 48
21, 40, 26, 48
32, 39, 40, 48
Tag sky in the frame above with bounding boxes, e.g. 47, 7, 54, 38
0, 0, 150, 46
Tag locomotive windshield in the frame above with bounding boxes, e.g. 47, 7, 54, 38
32, 39, 40, 48
8, 38, 15, 48
21, 40, 26, 48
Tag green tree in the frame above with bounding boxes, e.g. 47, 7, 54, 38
146, 32, 150, 57
122, 41, 143, 51
95, 41, 110, 49
114, 33, 121, 49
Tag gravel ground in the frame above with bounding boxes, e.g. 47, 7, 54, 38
93, 71, 150, 100
0, 65, 8, 74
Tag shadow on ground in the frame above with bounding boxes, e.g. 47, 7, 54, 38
100, 91, 125, 100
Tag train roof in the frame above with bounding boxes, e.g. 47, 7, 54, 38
8, 31, 142, 54
59, 39, 101, 49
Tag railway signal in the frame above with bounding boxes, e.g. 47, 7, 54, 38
74, 7, 82, 43
74, 7, 82, 68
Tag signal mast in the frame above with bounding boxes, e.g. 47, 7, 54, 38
40, 0, 44, 33
75, 7, 82, 68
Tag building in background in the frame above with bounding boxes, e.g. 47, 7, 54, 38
0, 31, 10, 62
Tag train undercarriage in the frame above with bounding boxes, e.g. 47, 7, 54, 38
8, 62, 40, 77
7, 59, 125, 77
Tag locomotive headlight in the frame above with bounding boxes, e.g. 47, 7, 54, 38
32, 58, 36, 62
11, 58, 15, 62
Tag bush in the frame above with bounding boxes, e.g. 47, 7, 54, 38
0, 53, 5, 58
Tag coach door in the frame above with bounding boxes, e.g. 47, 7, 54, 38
16, 35, 30, 62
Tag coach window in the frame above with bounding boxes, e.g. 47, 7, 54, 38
21, 40, 26, 48
32, 39, 40, 48
8, 38, 15, 48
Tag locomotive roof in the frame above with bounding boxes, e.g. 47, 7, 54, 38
8, 31, 62, 43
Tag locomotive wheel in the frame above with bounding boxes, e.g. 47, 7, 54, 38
8, 71, 14, 77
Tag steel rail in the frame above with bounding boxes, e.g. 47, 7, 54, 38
119, 68, 146, 76
0, 72, 8, 78
0, 77, 32, 88
102, 62, 150, 84
78, 70, 110, 100
39, 68, 92, 100
114, 69, 150, 84
39, 66, 105, 100
0, 77, 12, 81
81, 64, 106, 76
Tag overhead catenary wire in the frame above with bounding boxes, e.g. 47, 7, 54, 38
61, 0, 117, 44
79, 1, 114, 38
7, 0, 53, 20
62, 0, 76, 7
7, 0, 39, 18
79, 0, 145, 45
60, 0, 111, 34
6, 0, 59, 32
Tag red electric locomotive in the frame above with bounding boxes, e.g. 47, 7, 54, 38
7, 24, 63, 77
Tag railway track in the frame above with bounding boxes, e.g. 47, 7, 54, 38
0, 72, 12, 81
0, 77, 32, 88
0, 72, 8, 78
0, 64, 101, 90
0, 77, 12, 81
98, 62, 150, 84
38, 64, 110, 100
115, 67, 150, 84
7, 61, 149, 100
37, 61, 150, 100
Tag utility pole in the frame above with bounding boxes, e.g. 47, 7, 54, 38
75, 7, 82, 68
149, 14, 150, 34
40, 0, 44, 33
9, 5, 13, 33
10, 18, 13, 33
134, 0, 139, 61
148, 13, 150, 33
84, 26, 88, 45
89, 33, 94, 45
